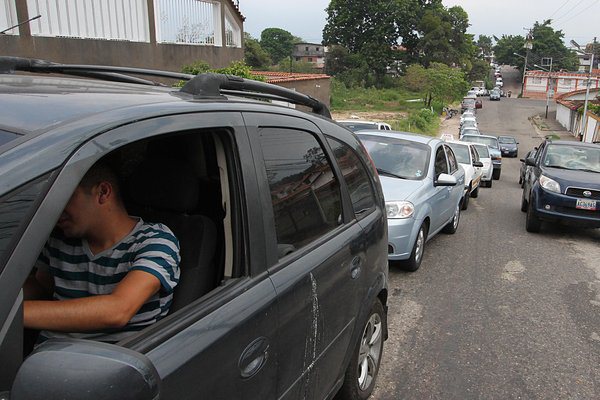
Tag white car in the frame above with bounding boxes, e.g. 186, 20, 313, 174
337, 120, 392, 132
469, 87, 486, 96
472, 143, 493, 188
446, 141, 483, 210
460, 115, 478, 127
495, 78, 503, 87
459, 126, 480, 138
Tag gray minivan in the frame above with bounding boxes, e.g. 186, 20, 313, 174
0, 58, 389, 400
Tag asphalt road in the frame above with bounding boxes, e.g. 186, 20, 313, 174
372, 67, 600, 399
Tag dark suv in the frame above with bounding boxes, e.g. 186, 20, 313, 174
521, 139, 600, 232
0, 58, 389, 400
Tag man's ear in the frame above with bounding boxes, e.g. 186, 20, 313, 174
97, 182, 113, 205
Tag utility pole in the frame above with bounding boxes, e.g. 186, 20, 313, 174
544, 57, 553, 119
580, 37, 596, 142
521, 29, 533, 97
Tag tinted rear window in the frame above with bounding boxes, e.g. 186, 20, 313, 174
462, 136, 499, 149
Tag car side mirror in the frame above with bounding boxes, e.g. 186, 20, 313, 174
525, 157, 537, 167
11, 339, 161, 400
435, 173, 457, 187
472, 161, 484, 168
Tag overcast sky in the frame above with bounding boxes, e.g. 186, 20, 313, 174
240, 0, 599, 46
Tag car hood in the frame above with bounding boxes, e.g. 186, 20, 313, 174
541, 167, 600, 190
379, 176, 427, 202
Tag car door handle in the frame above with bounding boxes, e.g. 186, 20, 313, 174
350, 256, 362, 279
239, 337, 270, 379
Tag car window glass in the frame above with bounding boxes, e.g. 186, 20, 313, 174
0, 173, 52, 271
446, 143, 470, 164
259, 128, 342, 257
327, 137, 376, 218
445, 146, 459, 173
470, 146, 479, 162
543, 144, 600, 171
434, 147, 448, 176
474, 144, 489, 158
359, 135, 430, 180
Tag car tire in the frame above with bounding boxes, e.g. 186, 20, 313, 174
402, 223, 427, 272
337, 299, 385, 400
520, 190, 528, 212
487, 179, 493, 188
471, 185, 479, 198
526, 197, 542, 233
461, 189, 470, 210
492, 169, 501, 180
442, 202, 461, 234
518, 176, 523, 185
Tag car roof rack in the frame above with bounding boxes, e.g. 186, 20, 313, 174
0, 57, 331, 118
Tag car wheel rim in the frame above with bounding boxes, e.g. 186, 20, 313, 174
357, 312, 382, 391
415, 228, 424, 263
453, 204, 460, 229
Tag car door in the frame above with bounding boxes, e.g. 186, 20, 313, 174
525, 142, 546, 200
2, 112, 281, 399
244, 112, 365, 400
469, 145, 482, 187
430, 145, 453, 231
444, 144, 464, 214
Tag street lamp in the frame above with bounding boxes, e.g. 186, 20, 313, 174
571, 38, 596, 142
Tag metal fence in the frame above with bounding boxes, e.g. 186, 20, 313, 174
154, 0, 222, 46
224, 7, 240, 47
0, 0, 18, 34
26, 0, 150, 42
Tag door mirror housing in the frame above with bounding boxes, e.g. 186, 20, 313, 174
472, 161, 484, 168
435, 173, 457, 187
525, 157, 537, 167
11, 339, 161, 400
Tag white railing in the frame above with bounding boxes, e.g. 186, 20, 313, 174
26, 0, 149, 42
154, 0, 222, 46
224, 7, 240, 47
1, 0, 19, 34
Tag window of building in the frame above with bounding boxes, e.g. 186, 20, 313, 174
259, 128, 342, 255
305, 46, 309, 51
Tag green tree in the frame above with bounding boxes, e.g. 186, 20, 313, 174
260, 28, 295, 64
468, 59, 490, 81
402, 64, 428, 92
493, 34, 526, 68
323, 0, 415, 83
244, 33, 271, 68
476, 35, 493, 57
271, 57, 316, 73
530, 20, 577, 71
425, 62, 469, 107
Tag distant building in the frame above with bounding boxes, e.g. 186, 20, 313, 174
252, 71, 331, 109
555, 88, 600, 141
292, 42, 326, 71
523, 69, 600, 100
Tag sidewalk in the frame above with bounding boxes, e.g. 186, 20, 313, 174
529, 110, 578, 141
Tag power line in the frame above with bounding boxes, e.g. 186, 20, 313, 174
549, 0, 572, 18
555, 0, 600, 26
552, 0, 592, 22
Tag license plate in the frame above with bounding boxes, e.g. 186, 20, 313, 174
576, 198, 597, 210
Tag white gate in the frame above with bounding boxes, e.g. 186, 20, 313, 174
154, 0, 222, 46
0, 0, 19, 34
26, 0, 150, 42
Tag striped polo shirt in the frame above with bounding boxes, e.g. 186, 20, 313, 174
37, 218, 180, 343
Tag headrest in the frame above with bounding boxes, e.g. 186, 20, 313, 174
128, 158, 199, 213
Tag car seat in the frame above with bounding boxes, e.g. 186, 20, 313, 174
126, 157, 217, 313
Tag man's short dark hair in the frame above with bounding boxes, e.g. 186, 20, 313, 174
79, 159, 122, 201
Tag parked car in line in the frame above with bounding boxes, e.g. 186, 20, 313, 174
445, 141, 484, 209
459, 126, 480, 138
337, 120, 392, 132
498, 135, 519, 157
460, 134, 502, 180
496, 77, 504, 87
490, 89, 501, 101
460, 120, 478, 132
460, 114, 477, 125
461, 96, 477, 113
358, 131, 465, 271
0, 57, 390, 400
475, 98, 483, 109
519, 149, 537, 187
521, 139, 600, 232
472, 144, 494, 187
470, 86, 486, 96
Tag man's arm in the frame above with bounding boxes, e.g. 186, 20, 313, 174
23, 271, 161, 332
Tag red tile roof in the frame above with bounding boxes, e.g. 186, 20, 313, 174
526, 70, 600, 78
252, 71, 330, 83
555, 87, 600, 110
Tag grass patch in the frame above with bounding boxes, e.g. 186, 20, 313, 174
331, 80, 425, 112
392, 109, 440, 136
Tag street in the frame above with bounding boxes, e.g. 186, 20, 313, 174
372, 68, 600, 399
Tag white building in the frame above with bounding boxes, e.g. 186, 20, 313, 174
523, 70, 600, 100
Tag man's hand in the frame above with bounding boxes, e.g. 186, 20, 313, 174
24, 271, 161, 332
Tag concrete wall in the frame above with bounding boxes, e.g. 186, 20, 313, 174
0, 0, 244, 72
556, 104, 572, 131
273, 78, 331, 110
584, 112, 600, 142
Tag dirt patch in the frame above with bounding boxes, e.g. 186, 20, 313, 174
331, 111, 408, 122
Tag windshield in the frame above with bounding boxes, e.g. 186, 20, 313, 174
338, 122, 377, 132
446, 143, 470, 164
543, 144, 600, 173
359, 135, 431, 180
498, 137, 516, 144
473, 144, 490, 158
462, 135, 499, 149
